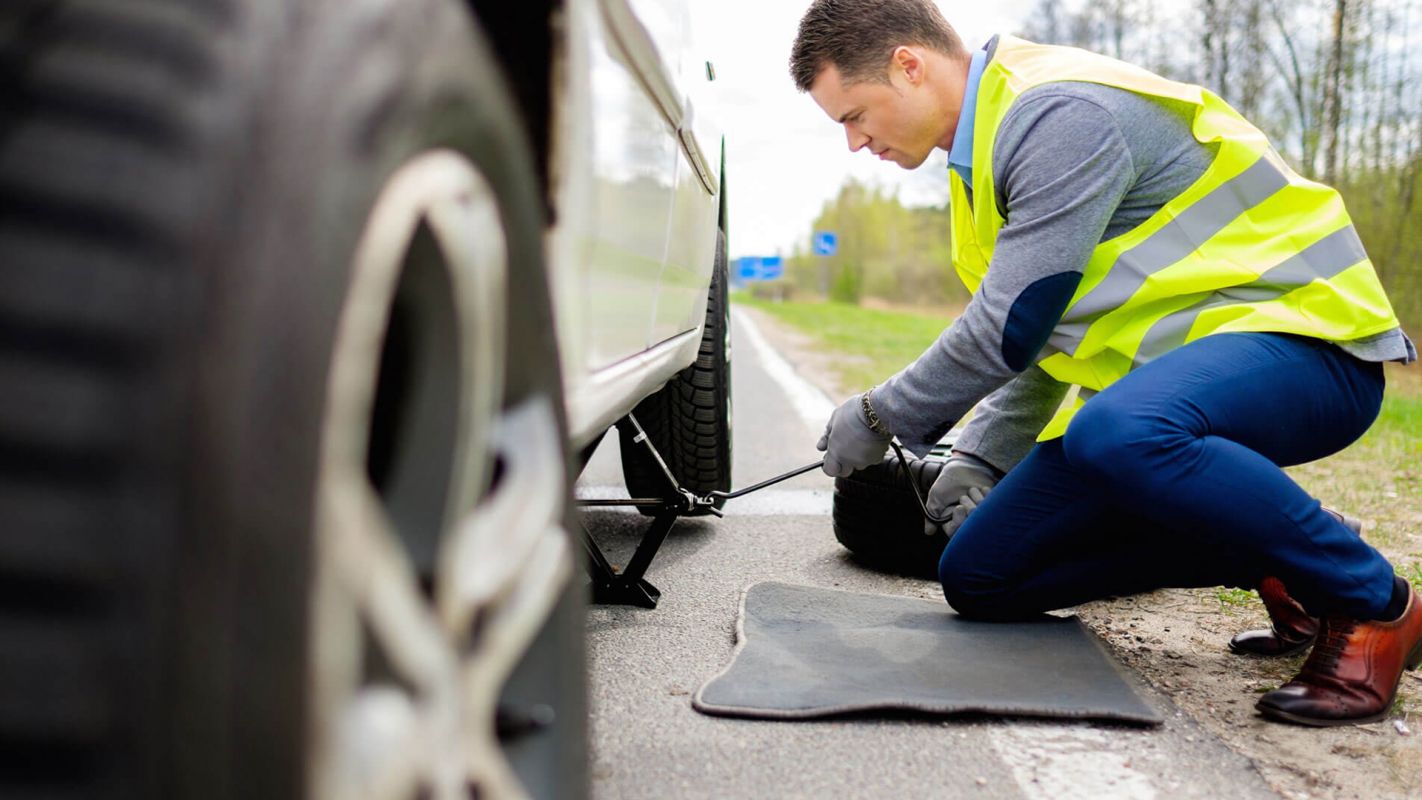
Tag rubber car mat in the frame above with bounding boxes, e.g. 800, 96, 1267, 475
693, 582, 1161, 725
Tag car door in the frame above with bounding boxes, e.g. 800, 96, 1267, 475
574, 0, 682, 372
619, 0, 722, 346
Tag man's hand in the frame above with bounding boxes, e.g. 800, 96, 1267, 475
817, 394, 891, 478
924, 453, 1002, 537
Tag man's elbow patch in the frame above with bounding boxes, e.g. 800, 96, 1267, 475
1001, 272, 1082, 371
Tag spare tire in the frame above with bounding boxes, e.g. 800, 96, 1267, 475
833, 453, 951, 579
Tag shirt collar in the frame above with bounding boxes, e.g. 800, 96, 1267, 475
948, 46, 988, 189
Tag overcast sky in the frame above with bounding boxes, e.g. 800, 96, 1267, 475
690, 0, 1037, 259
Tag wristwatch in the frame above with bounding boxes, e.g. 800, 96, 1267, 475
860, 389, 892, 438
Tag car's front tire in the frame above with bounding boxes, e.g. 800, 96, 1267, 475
0, 2, 584, 798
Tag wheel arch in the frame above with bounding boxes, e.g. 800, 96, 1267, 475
718, 135, 728, 240
464, 0, 561, 217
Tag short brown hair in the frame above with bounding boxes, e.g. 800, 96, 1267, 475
790, 0, 967, 92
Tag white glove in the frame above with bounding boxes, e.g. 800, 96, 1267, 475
924, 453, 1001, 537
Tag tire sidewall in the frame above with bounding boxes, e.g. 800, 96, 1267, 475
172, 2, 577, 797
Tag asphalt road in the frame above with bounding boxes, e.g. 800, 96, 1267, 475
576, 309, 1280, 800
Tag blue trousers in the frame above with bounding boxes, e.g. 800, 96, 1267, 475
940, 332, 1391, 620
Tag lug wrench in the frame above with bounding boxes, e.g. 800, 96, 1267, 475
738, 443, 953, 527
697, 441, 951, 524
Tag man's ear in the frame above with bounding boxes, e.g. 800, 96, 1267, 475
892, 46, 925, 85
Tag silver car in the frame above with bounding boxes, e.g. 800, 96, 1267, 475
0, 0, 728, 798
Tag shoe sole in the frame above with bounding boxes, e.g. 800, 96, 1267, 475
1257, 704, 1390, 728
1227, 637, 1314, 657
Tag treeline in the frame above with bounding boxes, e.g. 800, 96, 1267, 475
783, 181, 965, 308
775, 0, 1422, 333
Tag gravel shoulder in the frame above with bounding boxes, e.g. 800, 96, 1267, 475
739, 303, 1422, 800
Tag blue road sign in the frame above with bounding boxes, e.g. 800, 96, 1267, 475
735, 256, 784, 283
813, 231, 838, 257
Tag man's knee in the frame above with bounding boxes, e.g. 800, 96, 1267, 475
1061, 393, 1179, 477
939, 556, 1016, 620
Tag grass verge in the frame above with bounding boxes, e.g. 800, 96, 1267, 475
733, 293, 954, 389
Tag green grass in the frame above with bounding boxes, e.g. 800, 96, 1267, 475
1214, 587, 1258, 609
1365, 388, 1422, 461
733, 293, 953, 389
1400, 562, 1422, 594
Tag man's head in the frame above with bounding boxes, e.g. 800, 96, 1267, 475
790, 0, 970, 169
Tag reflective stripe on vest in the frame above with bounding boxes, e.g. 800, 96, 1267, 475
948, 36, 1401, 442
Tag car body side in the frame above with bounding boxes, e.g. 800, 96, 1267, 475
470, 0, 726, 452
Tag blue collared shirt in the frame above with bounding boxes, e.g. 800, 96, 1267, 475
948, 47, 988, 189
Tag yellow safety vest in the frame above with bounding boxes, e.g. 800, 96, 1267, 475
950, 36, 1402, 441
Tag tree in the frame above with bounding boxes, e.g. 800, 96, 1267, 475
1321, 0, 1349, 183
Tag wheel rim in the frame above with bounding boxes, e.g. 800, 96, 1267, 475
309, 150, 573, 800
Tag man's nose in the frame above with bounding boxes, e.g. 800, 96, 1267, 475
846, 127, 870, 152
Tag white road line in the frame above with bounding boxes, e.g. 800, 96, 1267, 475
734, 308, 834, 431
989, 726, 1159, 799
735, 308, 971, 445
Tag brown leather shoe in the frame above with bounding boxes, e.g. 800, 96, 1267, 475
1229, 576, 1320, 656
1228, 508, 1360, 656
1256, 582, 1422, 726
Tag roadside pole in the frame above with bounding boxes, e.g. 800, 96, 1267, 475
813, 230, 838, 299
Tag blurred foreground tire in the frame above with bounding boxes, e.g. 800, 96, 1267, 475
618, 229, 732, 513
832, 454, 951, 580
0, 2, 585, 798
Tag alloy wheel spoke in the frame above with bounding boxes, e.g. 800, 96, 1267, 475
330, 474, 460, 691
312, 149, 565, 800
439, 400, 566, 635
444, 398, 573, 794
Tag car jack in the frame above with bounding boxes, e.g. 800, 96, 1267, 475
575, 413, 822, 608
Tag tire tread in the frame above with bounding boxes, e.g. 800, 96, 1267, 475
0, 1, 221, 794
619, 230, 733, 506
831, 454, 950, 579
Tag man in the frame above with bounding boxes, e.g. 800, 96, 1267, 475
793, 0, 1420, 727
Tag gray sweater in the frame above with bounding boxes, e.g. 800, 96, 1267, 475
871, 42, 1416, 471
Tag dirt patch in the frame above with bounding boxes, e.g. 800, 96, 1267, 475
857, 296, 966, 318
743, 304, 1422, 799
1080, 591, 1421, 799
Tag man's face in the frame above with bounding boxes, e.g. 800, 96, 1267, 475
808, 53, 944, 169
